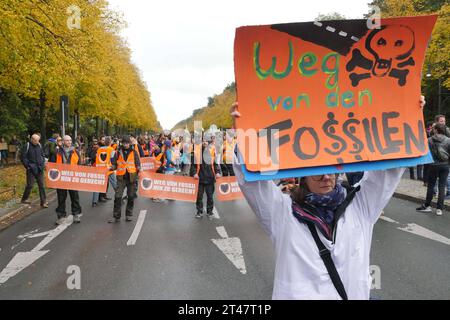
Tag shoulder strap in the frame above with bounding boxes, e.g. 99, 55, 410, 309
306, 222, 348, 300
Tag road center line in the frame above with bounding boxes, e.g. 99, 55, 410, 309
127, 210, 147, 246
212, 207, 220, 220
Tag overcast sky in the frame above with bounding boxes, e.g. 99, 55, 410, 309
107, 0, 371, 130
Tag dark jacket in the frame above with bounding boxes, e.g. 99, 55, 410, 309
21, 142, 45, 175
445, 126, 450, 138
190, 144, 221, 184
429, 134, 450, 166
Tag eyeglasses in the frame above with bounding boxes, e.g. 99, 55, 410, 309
310, 174, 336, 182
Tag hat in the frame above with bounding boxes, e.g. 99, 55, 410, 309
165, 140, 172, 148
122, 135, 131, 144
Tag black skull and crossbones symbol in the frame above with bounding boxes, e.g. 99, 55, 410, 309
346, 25, 415, 87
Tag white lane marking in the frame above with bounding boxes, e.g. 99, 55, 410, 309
0, 251, 49, 284
339, 31, 348, 37
379, 216, 450, 246
326, 26, 336, 32
216, 226, 228, 239
212, 207, 220, 220
17, 229, 40, 239
212, 226, 247, 275
313, 21, 323, 27
127, 210, 147, 246
0, 216, 74, 285
32, 215, 75, 252
351, 36, 360, 42
379, 216, 397, 224
26, 231, 52, 238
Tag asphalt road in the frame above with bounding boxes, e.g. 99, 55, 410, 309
0, 190, 449, 300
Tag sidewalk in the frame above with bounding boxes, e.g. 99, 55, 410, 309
394, 178, 450, 211
0, 190, 56, 232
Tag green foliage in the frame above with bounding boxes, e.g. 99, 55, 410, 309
0, 89, 30, 139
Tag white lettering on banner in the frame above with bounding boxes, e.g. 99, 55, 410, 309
61, 176, 71, 182
170, 187, 195, 194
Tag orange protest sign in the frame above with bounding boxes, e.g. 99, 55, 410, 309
234, 16, 437, 172
215, 176, 244, 202
139, 172, 198, 202
46, 162, 108, 192
140, 157, 161, 172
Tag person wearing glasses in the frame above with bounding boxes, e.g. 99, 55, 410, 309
229, 96, 426, 300
52, 135, 82, 225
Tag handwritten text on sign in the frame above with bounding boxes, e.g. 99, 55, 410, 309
234, 16, 437, 172
46, 162, 108, 192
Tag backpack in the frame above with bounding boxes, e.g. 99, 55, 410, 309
430, 142, 449, 163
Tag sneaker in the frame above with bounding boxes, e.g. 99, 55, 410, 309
416, 205, 432, 213
55, 217, 65, 225
104, 196, 112, 200
73, 214, 81, 223
41, 202, 49, 208
207, 213, 213, 220
92, 202, 98, 207
21, 200, 31, 204
126, 216, 132, 222
195, 212, 203, 219
108, 217, 120, 223
436, 209, 443, 216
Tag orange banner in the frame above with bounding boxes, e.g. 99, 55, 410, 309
234, 16, 437, 172
46, 162, 108, 192
139, 172, 199, 202
140, 157, 161, 172
215, 176, 244, 201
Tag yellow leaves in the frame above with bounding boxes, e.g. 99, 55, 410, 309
0, 0, 160, 131
380, 1, 449, 90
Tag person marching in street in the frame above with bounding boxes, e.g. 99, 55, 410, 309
20, 134, 48, 208
92, 136, 117, 206
52, 135, 82, 225
416, 122, 450, 216
221, 130, 236, 177
190, 132, 221, 220
109, 135, 141, 223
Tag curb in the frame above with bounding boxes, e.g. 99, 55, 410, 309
393, 192, 450, 211
0, 190, 57, 232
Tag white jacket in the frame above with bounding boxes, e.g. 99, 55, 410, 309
233, 163, 405, 300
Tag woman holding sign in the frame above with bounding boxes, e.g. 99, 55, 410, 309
230, 97, 425, 300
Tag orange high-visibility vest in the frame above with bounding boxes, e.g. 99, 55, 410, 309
223, 140, 236, 164
141, 144, 149, 157
56, 149, 79, 165
116, 149, 137, 176
95, 146, 114, 175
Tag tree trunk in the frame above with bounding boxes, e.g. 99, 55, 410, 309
39, 88, 46, 142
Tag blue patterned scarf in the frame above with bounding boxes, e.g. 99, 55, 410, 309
304, 184, 347, 225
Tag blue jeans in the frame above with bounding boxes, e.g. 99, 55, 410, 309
92, 173, 117, 203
